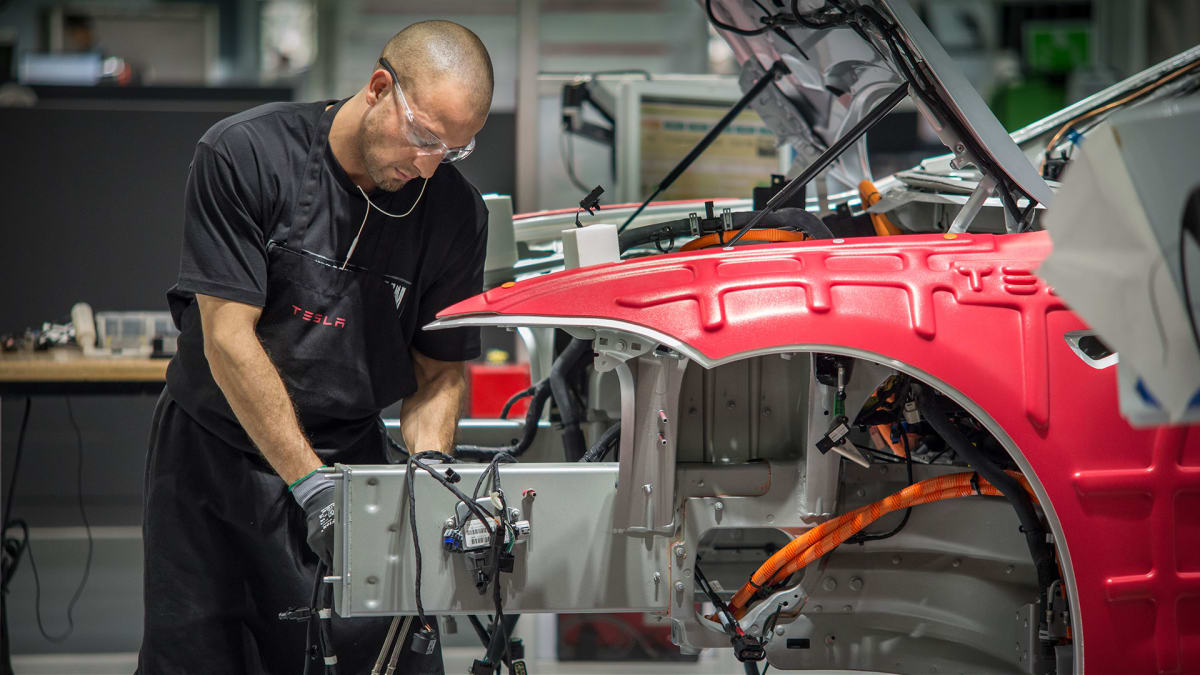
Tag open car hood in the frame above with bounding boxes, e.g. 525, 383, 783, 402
705, 0, 1053, 209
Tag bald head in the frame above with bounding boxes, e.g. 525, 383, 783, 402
378, 20, 494, 119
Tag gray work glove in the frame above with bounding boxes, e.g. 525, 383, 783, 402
291, 468, 335, 567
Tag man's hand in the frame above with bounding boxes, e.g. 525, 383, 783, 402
291, 469, 335, 567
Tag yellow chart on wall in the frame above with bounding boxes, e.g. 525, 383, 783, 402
639, 98, 781, 201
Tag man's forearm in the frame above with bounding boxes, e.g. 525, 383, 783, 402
206, 332, 322, 484
398, 352, 467, 453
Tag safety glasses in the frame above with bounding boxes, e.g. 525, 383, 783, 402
377, 57, 475, 164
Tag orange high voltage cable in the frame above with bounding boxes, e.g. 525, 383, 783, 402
1037, 57, 1200, 176
680, 228, 808, 252
858, 180, 902, 236
729, 471, 1034, 612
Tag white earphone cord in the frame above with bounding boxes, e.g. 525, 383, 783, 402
341, 177, 428, 270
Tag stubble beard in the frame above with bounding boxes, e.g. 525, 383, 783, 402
360, 112, 406, 193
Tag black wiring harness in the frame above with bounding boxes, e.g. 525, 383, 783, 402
456, 338, 593, 462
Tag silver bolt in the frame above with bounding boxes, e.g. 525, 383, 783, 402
713, 501, 724, 512
444, 518, 457, 529
848, 577, 863, 591
952, 558, 962, 568
673, 544, 686, 559
643, 484, 653, 495
821, 577, 838, 592
748, 624, 761, 636
616, 339, 627, 351
891, 554, 902, 565
675, 581, 685, 592
652, 572, 661, 584
955, 143, 966, 154
775, 626, 786, 636
1005, 565, 1015, 575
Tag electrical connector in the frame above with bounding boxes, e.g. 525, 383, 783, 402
409, 626, 438, 655
277, 607, 313, 622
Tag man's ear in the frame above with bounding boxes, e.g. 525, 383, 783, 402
365, 68, 390, 106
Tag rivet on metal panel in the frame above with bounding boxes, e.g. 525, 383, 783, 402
821, 577, 837, 592
891, 555, 902, 566
843, 605, 853, 613
643, 484, 653, 495
952, 558, 962, 568
775, 626, 786, 636
848, 577, 863, 591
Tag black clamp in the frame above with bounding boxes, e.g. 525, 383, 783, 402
575, 185, 604, 228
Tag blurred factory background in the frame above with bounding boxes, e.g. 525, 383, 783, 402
1, 1, 1198, 672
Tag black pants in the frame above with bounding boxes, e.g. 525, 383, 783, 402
137, 390, 443, 674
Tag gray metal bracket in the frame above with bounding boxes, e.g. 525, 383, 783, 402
611, 352, 688, 534
947, 174, 996, 234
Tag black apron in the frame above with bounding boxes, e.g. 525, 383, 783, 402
167, 98, 424, 459
143, 102, 442, 673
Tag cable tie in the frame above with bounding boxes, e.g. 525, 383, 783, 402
970, 472, 981, 496
319, 608, 333, 620
324, 656, 338, 665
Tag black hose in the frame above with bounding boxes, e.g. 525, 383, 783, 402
581, 423, 621, 462
456, 382, 553, 460
619, 207, 833, 253
917, 389, 1057, 594
499, 386, 536, 420
549, 339, 593, 461
456, 338, 593, 461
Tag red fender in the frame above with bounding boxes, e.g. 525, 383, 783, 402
438, 230, 1200, 674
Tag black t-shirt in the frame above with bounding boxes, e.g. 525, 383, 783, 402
165, 99, 486, 453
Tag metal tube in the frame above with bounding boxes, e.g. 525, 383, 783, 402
725, 83, 910, 248
618, 60, 789, 233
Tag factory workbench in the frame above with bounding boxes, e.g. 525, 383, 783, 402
0, 347, 167, 395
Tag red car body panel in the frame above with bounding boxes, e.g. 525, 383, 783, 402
437, 230, 1200, 674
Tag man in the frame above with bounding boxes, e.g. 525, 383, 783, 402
138, 21, 493, 674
